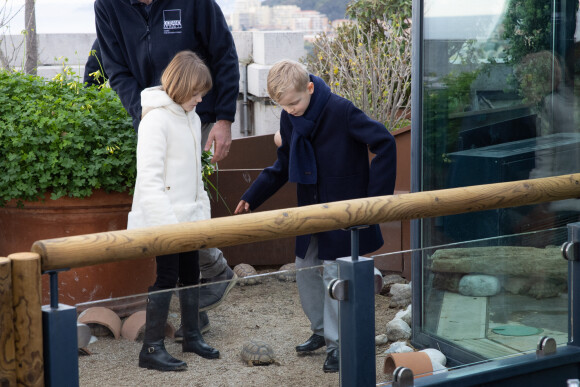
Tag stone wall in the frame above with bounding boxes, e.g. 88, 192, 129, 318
2, 31, 306, 139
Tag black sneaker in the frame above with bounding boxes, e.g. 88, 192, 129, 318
323, 349, 339, 373
295, 334, 326, 353
199, 266, 238, 311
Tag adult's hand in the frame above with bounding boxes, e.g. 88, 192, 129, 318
205, 120, 232, 163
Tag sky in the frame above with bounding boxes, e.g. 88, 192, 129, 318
2, 1, 97, 34
2, 0, 510, 35
1, 0, 234, 34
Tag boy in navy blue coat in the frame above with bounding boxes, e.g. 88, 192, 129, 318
235, 60, 397, 373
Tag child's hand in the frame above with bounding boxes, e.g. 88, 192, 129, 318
234, 200, 251, 214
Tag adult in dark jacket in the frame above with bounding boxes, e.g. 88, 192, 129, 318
94, 0, 239, 324
235, 60, 396, 373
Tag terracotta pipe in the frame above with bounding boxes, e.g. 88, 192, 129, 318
384, 351, 433, 377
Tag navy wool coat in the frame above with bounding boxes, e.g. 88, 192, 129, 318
241, 92, 397, 261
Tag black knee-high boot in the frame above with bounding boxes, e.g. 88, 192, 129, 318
139, 288, 187, 371
179, 286, 220, 359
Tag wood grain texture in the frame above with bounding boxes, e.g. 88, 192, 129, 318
9, 253, 43, 387
0, 257, 16, 387
32, 173, 580, 271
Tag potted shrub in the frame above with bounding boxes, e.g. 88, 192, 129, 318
0, 67, 156, 305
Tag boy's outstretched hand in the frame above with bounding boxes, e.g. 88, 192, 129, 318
234, 200, 251, 214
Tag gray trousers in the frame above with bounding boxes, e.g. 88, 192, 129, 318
295, 236, 339, 352
199, 123, 229, 278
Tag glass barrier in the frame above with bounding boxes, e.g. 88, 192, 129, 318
76, 263, 349, 385
71, 226, 570, 385
374, 226, 568, 385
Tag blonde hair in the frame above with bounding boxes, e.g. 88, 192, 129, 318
267, 60, 310, 103
161, 50, 212, 105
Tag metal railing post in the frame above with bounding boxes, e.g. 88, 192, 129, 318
562, 222, 580, 347
42, 268, 79, 387
332, 226, 376, 386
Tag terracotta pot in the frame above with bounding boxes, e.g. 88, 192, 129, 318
384, 351, 433, 378
0, 190, 156, 305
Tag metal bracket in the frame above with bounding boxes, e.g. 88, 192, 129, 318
328, 278, 348, 301
393, 366, 414, 387
536, 336, 557, 357
562, 222, 580, 261
562, 242, 579, 261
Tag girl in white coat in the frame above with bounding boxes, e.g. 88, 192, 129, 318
128, 50, 219, 372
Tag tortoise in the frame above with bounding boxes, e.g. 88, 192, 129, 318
234, 263, 261, 286
241, 340, 280, 366
276, 263, 297, 282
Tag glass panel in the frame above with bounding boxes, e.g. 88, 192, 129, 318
77, 264, 357, 385
373, 226, 568, 384
420, 0, 580, 247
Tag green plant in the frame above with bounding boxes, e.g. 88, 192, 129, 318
307, 21, 411, 132
0, 67, 137, 206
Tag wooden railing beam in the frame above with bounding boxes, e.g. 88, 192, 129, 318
32, 173, 580, 271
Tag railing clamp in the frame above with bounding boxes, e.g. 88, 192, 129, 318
562, 242, 579, 261
328, 278, 348, 301
392, 366, 414, 386
562, 222, 580, 261
536, 336, 557, 357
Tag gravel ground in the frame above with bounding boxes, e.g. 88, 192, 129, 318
78, 268, 399, 386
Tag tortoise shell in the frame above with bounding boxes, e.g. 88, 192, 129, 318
234, 263, 260, 286
241, 340, 280, 366
276, 263, 296, 282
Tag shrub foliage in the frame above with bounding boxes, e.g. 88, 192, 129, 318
0, 70, 136, 205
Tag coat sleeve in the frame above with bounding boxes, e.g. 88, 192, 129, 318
347, 104, 397, 197
94, 1, 143, 127
194, 1, 240, 122
241, 115, 291, 210
135, 116, 179, 226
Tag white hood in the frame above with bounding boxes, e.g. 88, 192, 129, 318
141, 86, 184, 116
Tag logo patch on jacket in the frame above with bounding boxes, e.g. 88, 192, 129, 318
163, 9, 182, 34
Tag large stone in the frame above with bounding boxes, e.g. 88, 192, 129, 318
390, 283, 412, 308
458, 275, 501, 297
384, 341, 414, 353
386, 318, 411, 342
395, 304, 412, 326
381, 273, 408, 295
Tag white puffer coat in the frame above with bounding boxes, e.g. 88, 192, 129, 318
127, 86, 211, 229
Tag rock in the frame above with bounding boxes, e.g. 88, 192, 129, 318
389, 283, 412, 308
420, 348, 446, 366
380, 274, 408, 295
384, 341, 414, 354
432, 361, 448, 374
395, 305, 412, 326
386, 319, 411, 342
375, 334, 389, 345
458, 275, 500, 297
